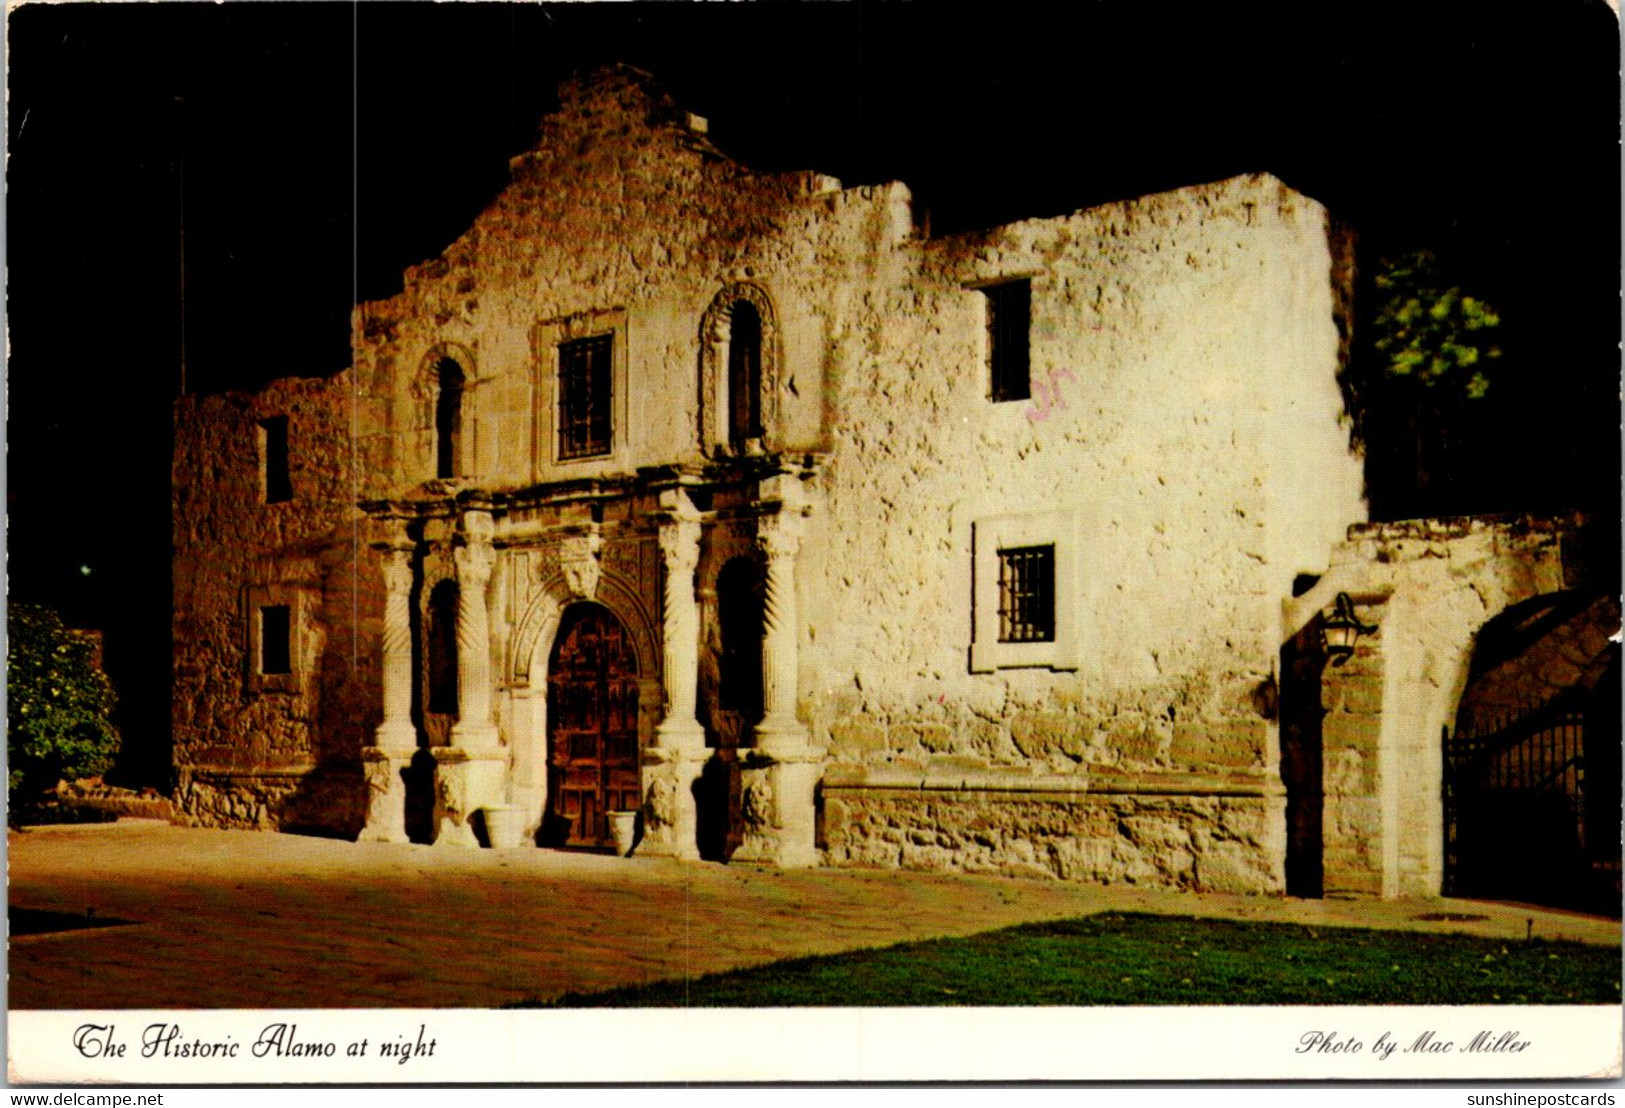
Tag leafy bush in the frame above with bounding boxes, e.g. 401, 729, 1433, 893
7, 604, 119, 804
1372, 249, 1502, 400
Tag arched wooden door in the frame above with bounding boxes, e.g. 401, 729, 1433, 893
547, 604, 641, 847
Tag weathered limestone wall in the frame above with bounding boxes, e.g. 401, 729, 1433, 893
172, 373, 377, 832
800, 175, 1364, 892
1285, 514, 1591, 897
822, 781, 1280, 890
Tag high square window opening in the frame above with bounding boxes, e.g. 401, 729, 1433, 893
259, 416, 292, 504
984, 279, 1031, 403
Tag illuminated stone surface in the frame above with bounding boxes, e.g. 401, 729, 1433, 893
172, 65, 1396, 889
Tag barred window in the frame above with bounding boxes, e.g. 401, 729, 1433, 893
997, 545, 1055, 643
984, 279, 1031, 403
558, 334, 613, 459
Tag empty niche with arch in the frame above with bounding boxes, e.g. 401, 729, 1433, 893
693, 554, 764, 862
712, 556, 764, 743
728, 300, 763, 444
700, 284, 778, 455
426, 578, 459, 716
416, 346, 472, 480
435, 357, 465, 478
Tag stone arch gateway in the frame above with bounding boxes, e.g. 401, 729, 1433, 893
1280, 514, 1609, 899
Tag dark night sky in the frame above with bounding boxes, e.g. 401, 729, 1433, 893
5, 1, 1620, 766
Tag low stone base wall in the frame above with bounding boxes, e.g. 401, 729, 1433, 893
821, 777, 1284, 894
54, 779, 180, 823
176, 767, 365, 836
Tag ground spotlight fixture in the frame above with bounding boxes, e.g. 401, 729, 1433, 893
1322, 592, 1375, 666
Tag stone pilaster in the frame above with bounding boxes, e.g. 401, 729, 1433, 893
733, 745, 824, 868
1319, 596, 1386, 897
374, 547, 418, 751
736, 477, 822, 867
360, 545, 416, 844
640, 489, 706, 860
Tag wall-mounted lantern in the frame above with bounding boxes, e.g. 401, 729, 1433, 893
1322, 592, 1376, 666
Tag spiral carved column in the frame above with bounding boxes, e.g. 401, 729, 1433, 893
375, 548, 418, 751
450, 524, 498, 751
656, 513, 704, 748
641, 490, 706, 861
753, 511, 807, 754
736, 478, 822, 868
361, 545, 417, 844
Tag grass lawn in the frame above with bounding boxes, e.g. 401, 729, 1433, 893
540, 912, 1622, 1007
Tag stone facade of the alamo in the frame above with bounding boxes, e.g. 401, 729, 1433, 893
171, 66, 1611, 900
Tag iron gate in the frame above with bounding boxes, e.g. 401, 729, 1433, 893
1444, 689, 1618, 910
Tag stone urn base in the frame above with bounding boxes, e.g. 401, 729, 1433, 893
607, 810, 639, 857
482, 804, 525, 850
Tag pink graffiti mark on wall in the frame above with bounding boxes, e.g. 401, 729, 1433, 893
1025, 366, 1078, 424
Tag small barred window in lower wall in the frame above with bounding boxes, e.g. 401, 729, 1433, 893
997, 544, 1055, 643
972, 511, 1079, 672
242, 583, 305, 697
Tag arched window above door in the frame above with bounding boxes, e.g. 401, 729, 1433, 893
727, 300, 763, 445
435, 357, 465, 479
699, 283, 779, 456
414, 343, 474, 482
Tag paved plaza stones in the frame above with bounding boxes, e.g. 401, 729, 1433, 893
9, 822, 1617, 1010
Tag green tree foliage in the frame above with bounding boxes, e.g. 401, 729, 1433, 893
7, 604, 119, 801
1371, 249, 1501, 400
